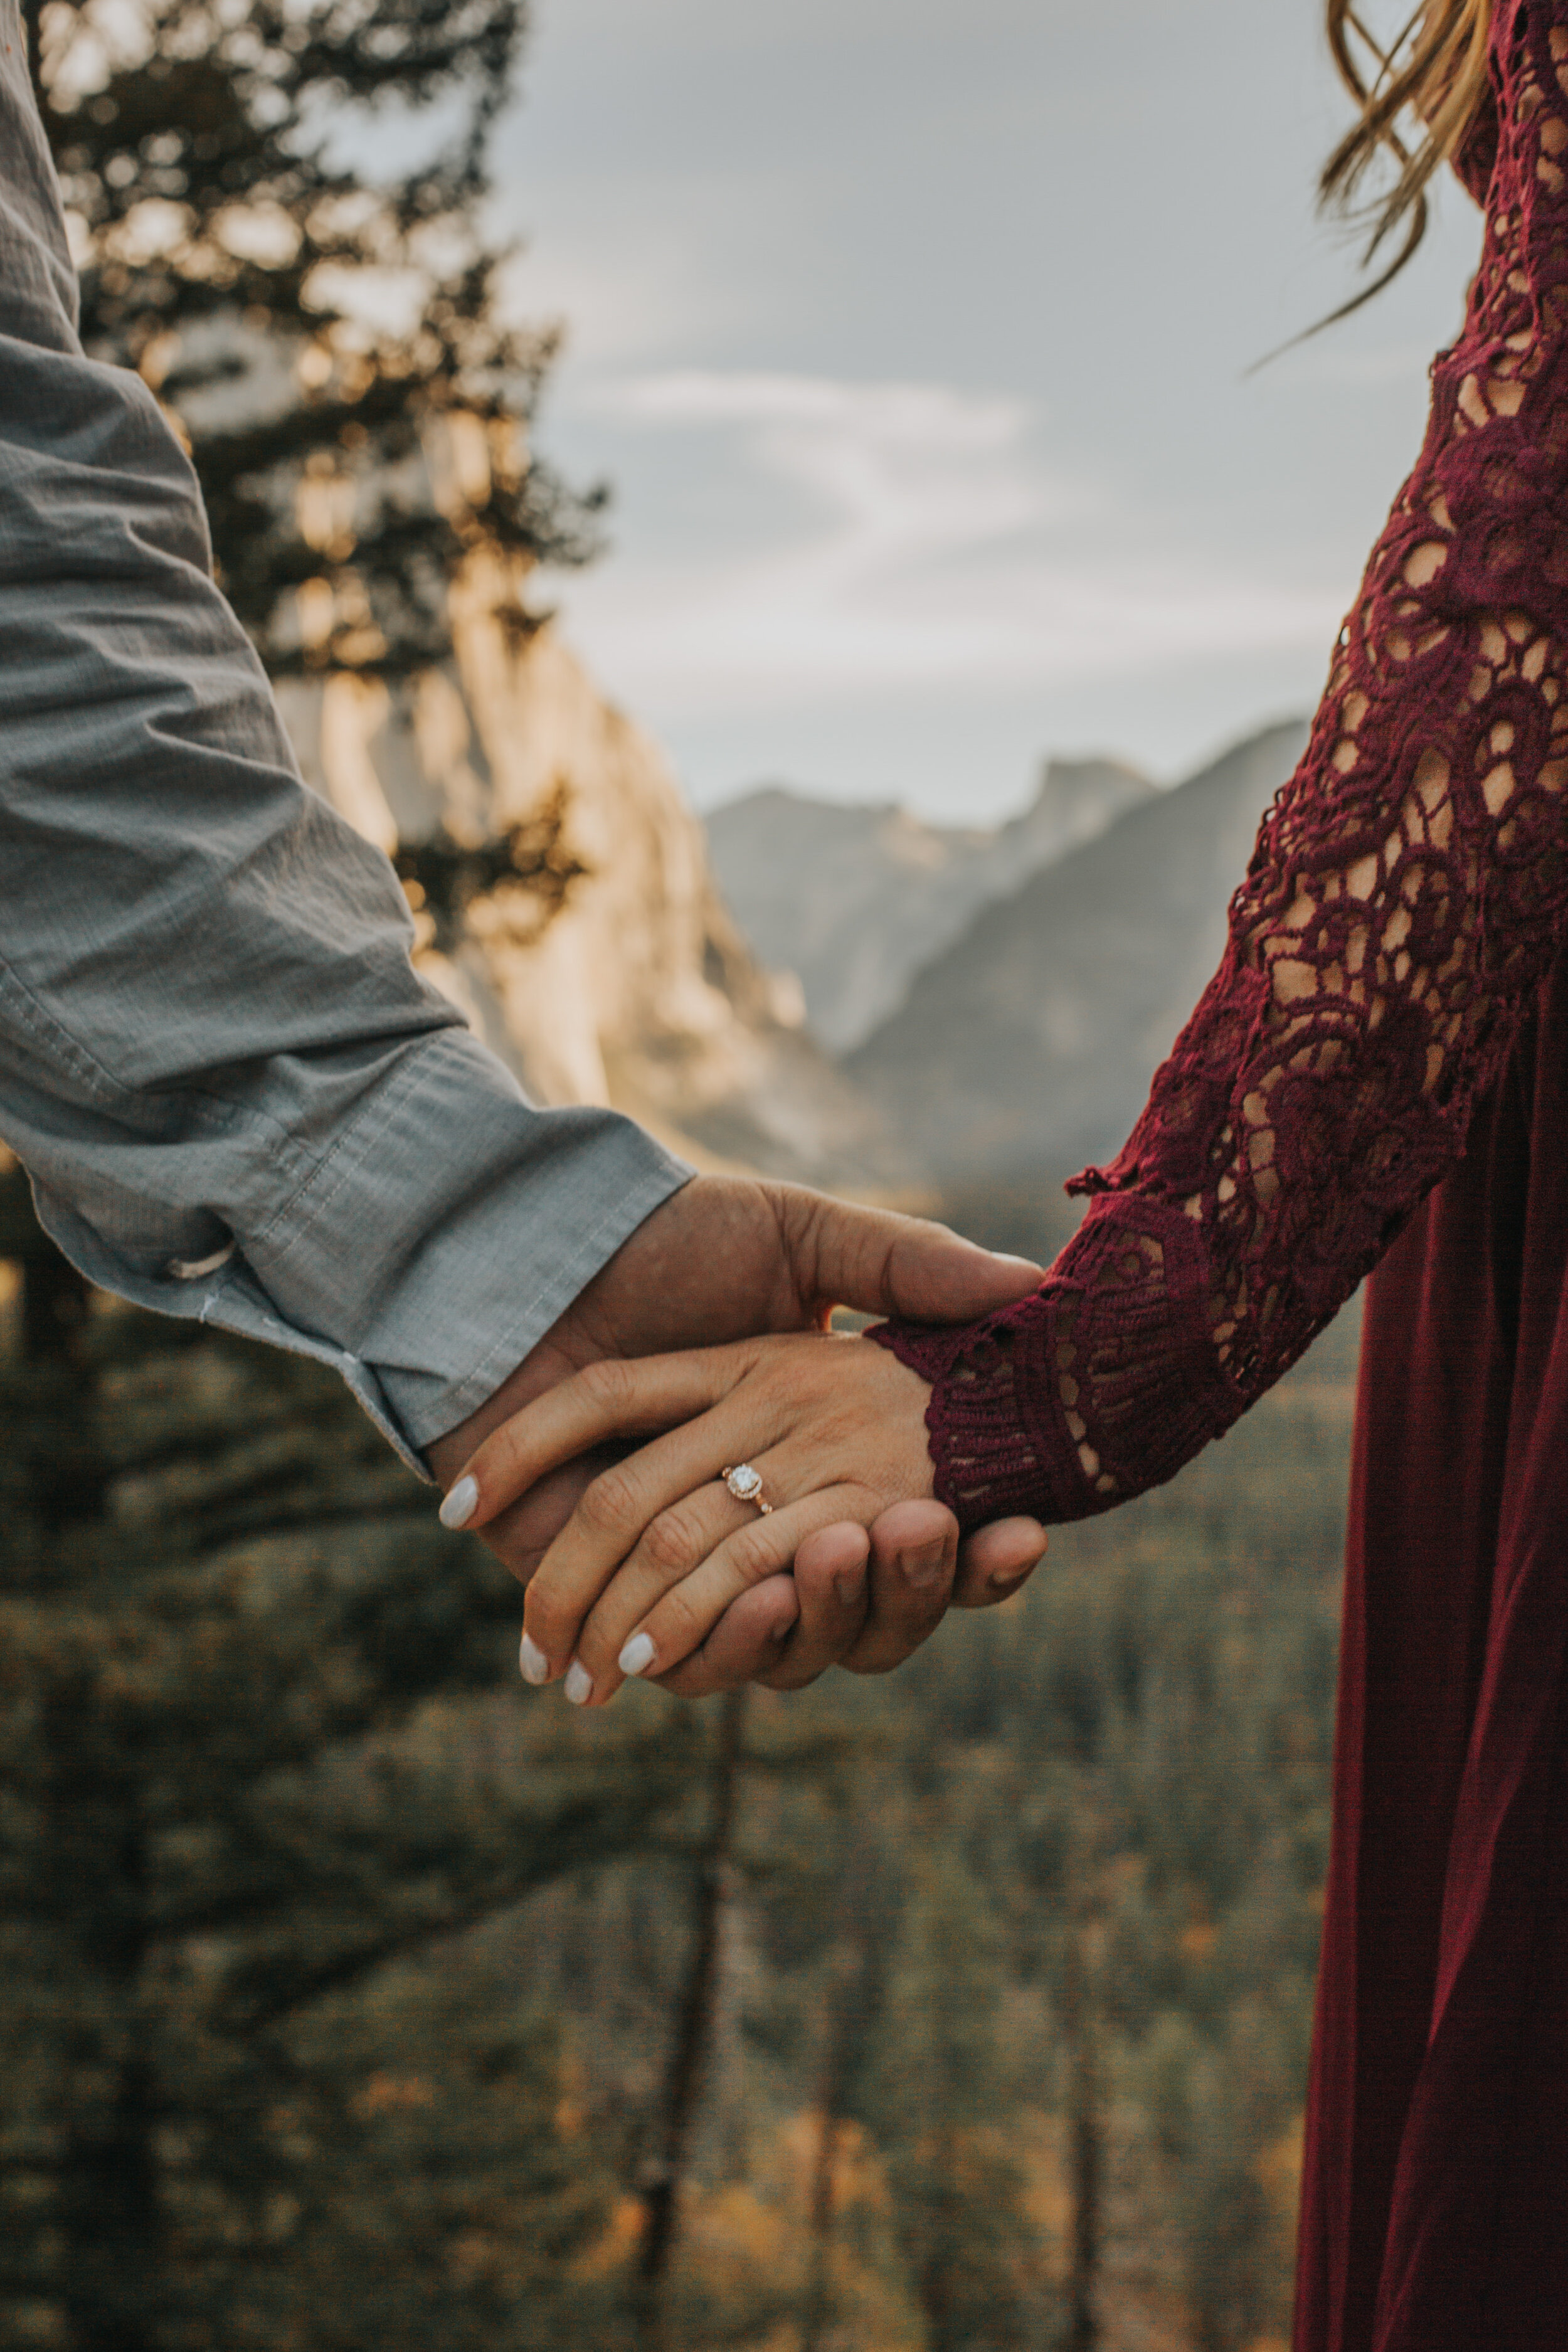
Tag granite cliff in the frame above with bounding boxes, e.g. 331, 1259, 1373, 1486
275, 554, 904, 1189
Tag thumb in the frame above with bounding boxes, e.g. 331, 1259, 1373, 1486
775, 1186, 1042, 1324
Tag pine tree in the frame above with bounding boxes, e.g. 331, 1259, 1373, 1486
798, 1814, 896, 2352
0, 1241, 701, 2351
25, 0, 603, 684
277, 1952, 626, 2352
632, 1687, 749, 2352
0, 14, 719, 2344
869, 1836, 1051, 2352
26, 0, 604, 924
1061, 1924, 1105, 2352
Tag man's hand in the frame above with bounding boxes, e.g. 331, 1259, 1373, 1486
650, 1503, 1047, 1697
426, 1174, 1047, 1685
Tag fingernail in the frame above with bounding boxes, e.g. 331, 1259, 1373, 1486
564, 1660, 593, 1706
904, 1542, 949, 1591
992, 1253, 1043, 1275
519, 1631, 550, 1685
439, 1475, 478, 1530
834, 1565, 866, 1608
618, 1631, 657, 1678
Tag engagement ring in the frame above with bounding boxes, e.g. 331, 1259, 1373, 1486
722, 1463, 773, 1515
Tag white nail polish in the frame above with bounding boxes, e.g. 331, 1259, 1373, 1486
564, 1660, 593, 1706
438, 1475, 478, 1530
618, 1631, 657, 1678
519, 1631, 550, 1686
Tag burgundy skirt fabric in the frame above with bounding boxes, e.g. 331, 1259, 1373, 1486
1294, 945, 1568, 2349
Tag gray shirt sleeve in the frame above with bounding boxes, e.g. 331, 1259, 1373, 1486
0, 6, 689, 1471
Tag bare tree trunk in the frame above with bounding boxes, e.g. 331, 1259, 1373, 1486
632, 1686, 747, 2352
800, 1826, 882, 2352
23, 1246, 90, 1367
46, 1678, 158, 2352
799, 2104, 840, 2352
58, 2052, 159, 2352
1062, 1930, 1102, 2352
916, 2121, 964, 2352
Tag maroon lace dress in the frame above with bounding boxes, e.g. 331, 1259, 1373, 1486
874, 4, 1568, 2341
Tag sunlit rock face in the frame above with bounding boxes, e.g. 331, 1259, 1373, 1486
276, 561, 906, 1190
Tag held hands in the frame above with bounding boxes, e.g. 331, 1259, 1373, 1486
428, 1175, 1049, 1695
445, 1328, 1033, 1705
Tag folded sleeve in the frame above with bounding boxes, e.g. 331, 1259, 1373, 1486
0, 16, 689, 1470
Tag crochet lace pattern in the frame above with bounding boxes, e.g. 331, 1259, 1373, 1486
874, 0, 1568, 1529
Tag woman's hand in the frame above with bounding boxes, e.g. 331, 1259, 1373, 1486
453, 1330, 946, 1704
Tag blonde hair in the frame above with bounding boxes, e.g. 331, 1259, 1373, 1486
1320, 0, 1496, 315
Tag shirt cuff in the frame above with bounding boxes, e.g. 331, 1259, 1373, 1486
31, 1025, 692, 1475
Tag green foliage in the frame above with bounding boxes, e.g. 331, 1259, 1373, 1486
701, 1303, 1355, 2346
0, 1283, 697, 2350
872, 1846, 1054, 2351
26, 0, 605, 682
0, 1166, 1355, 2351
276, 1959, 622, 2352
11, 2, 1360, 2340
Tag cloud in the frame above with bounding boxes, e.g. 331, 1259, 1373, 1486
497, 223, 730, 367
553, 369, 1346, 721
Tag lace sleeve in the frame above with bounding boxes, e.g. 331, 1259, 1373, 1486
874, 0, 1568, 1529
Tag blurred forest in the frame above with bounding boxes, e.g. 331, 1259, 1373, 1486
1, 0, 1353, 2345
0, 1181, 1353, 2352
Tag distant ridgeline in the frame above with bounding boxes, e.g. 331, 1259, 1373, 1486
709, 720, 1310, 1195
706, 756, 1157, 1057
298, 674, 1308, 1219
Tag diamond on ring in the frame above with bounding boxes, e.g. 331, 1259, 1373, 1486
722, 1463, 773, 1515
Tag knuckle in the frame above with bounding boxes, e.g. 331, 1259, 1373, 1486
578, 1357, 634, 1416
642, 1507, 703, 1579
577, 1464, 639, 1538
725, 1523, 780, 1586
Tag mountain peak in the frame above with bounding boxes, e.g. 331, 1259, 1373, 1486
707, 755, 1157, 1054
848, 717, 1312, 1183
1032, 753, 1154, 814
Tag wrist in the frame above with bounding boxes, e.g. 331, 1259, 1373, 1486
423, 1185, 707, 1485
425, 1327, 577, 1485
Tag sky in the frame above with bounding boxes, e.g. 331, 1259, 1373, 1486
481, 0, 1486, 822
